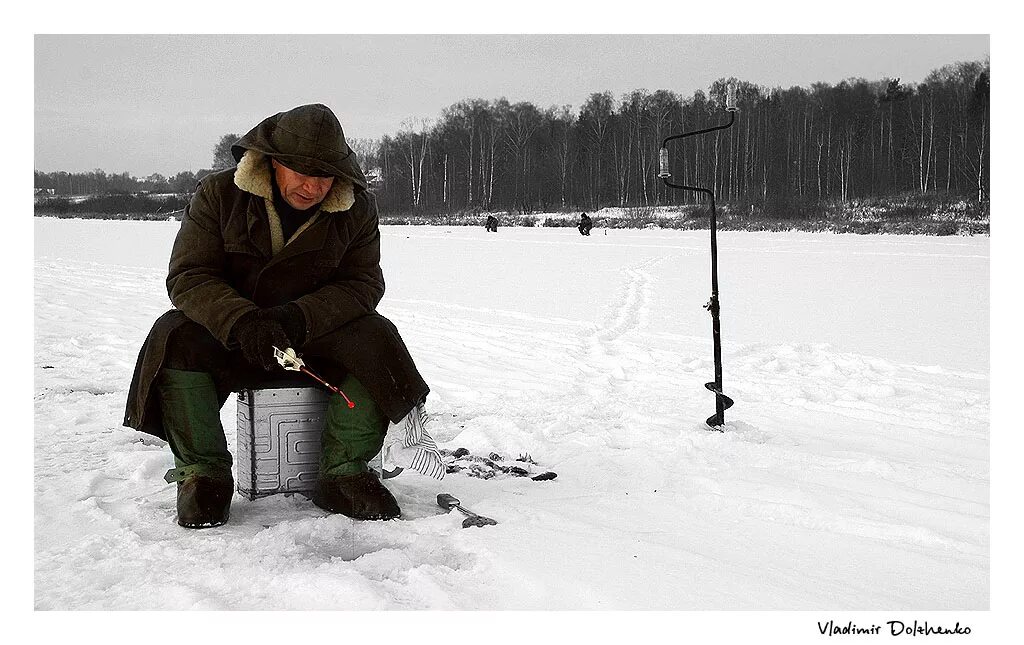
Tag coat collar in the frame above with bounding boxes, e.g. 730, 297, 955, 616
233, 149, 355, 255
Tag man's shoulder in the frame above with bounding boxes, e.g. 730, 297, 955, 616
196, 167, 243, 194
356, 189, 377, 207
350, 189, 378, 220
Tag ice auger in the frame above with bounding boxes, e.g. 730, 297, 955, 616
658, 82, 738, 430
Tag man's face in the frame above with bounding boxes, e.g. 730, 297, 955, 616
271, 159, 335, 210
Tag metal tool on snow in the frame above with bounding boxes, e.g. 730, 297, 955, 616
658, 81, 738, 430
436, 493, 498, 528
273, 346, 355, 408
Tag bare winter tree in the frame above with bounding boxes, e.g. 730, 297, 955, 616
398, 118, 431, 208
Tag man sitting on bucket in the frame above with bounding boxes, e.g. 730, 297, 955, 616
124, 103, 442, 528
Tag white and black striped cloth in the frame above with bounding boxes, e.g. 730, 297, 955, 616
382, 402, 446, 480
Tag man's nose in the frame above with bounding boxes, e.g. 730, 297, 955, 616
302, 177, 326, 192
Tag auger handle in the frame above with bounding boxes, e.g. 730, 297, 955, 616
436, 493, 498, 528
437, 493, 460, 510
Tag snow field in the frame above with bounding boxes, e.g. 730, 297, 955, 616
34, 219, 988, 609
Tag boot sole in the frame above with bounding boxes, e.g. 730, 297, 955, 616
311, 493, 400, 521
178, 512, 230, 529
178, 519, 229, 529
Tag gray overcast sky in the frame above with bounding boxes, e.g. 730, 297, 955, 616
34, 34, 989, 177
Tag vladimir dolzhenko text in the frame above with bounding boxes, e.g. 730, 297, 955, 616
818, 620, 972, 636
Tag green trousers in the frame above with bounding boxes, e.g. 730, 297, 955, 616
157, 369, 387, 483
318, 375, 389, 476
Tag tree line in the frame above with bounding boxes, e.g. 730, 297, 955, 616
33, 134, 239, 198
35, 59, 988, 220
365, 59, 988, 216
33, 168, 214, 197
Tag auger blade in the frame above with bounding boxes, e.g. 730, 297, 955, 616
704, 381, 735, 430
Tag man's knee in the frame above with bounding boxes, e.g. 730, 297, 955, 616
164, 319, 227, 371
341, 313, 398, 337
313, 314, 399, 348
305, 314, 408, 367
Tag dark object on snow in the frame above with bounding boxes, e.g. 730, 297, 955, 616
437, 493, 498, 528
485, 215, 499, 232
174, 475, 233, 529
441, 448, 557, 481
578, 213, 592, 236
657, 92, 737, 430
312, 471, 401, 520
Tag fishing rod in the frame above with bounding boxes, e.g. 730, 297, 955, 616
273, 346, 356, 408
658, 82, 738, 430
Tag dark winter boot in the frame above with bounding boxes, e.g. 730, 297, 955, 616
311, 375, 399, 520
156, 368, 234, 528
168, 469, 234, 528
312, 471, 401, 520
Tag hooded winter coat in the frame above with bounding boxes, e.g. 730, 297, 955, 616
124, 105, 428, 439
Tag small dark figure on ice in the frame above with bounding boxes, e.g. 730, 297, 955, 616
485, 215, 498, 232
578, 212, 593, 236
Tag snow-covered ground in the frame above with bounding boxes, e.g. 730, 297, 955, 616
34, 218, 988, 610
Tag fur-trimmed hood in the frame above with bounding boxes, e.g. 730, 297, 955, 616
234, 149, 355, 254
230, 103, 368, 190
234, 149, 355, 213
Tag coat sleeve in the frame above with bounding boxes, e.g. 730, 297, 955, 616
166, 179, 259, 346
292, 193, 385, 341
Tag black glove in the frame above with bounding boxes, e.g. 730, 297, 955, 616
232, 310, 292, 371
263, 303, 308, 348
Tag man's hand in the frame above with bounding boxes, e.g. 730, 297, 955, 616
232, 311, 293, 371
263, 303, 307, 348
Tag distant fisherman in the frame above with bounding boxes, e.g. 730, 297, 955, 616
578, 212, 593, 236
124, 104, 438, 528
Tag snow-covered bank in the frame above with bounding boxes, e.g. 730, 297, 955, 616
375, 198, 989, 235
34, 219, 988, 609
